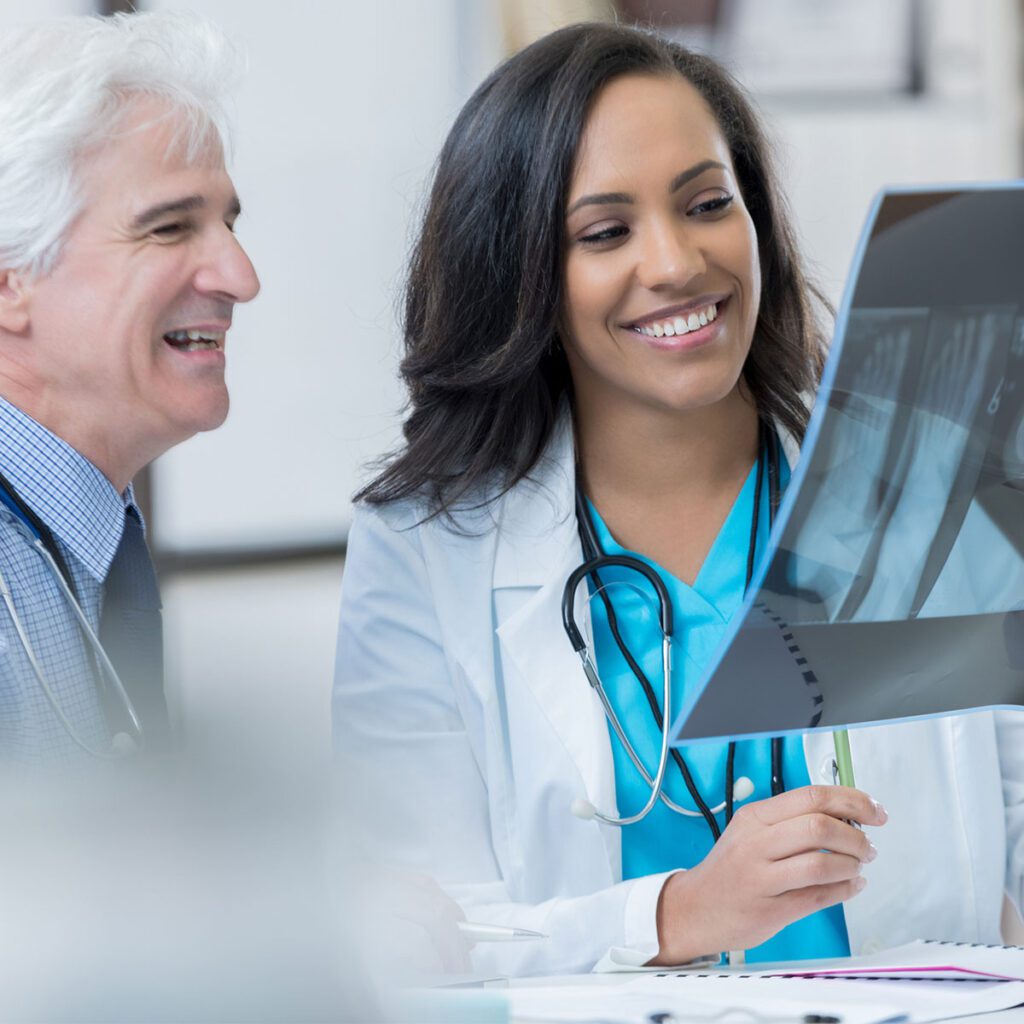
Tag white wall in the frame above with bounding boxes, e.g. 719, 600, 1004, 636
743, 0, 1022, 304
146, 0, 501, 552
0, 0, 94, 18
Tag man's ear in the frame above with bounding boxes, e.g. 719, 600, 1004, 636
0, 269, 30, 334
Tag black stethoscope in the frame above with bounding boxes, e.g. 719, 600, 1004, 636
0, 471, 143, 758
561, 421, 782, 839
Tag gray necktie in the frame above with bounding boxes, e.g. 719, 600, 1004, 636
99, 508, 168, 748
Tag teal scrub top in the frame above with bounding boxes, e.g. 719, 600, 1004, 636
586, 450, 850, 962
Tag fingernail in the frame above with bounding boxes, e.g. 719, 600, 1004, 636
871, 799, 888, 823
865, 842, 878, 863
854, 876, 867, 892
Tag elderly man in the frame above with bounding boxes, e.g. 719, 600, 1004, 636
0, 12, 259, 762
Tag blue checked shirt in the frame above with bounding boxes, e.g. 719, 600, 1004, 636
0, 397, 140, 764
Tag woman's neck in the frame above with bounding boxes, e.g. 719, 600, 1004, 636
575, 385, 759, 505
573, 385, 761, 585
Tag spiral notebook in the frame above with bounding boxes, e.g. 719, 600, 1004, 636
757, 939, 1024, 982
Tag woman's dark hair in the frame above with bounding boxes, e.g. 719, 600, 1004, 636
358, 21, 829, 515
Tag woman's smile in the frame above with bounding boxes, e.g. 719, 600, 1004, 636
622, 295, 730, 352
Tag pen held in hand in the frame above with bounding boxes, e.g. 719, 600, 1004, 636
457, 921, 547, 942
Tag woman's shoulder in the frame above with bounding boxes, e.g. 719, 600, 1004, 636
351, 478, 504, 542
352, 412, 577, 546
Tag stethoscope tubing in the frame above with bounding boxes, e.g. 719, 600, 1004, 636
565, 421, 782, 832
0, 496, 143, 759
579, 638, 674, 825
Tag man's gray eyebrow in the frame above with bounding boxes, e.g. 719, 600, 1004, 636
130, 193, 242, 231
130, 195, 205, 231
566, 160, 729, 217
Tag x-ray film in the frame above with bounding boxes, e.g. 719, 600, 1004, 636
673, 184, 1024, 744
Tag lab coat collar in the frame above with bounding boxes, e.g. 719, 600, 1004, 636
492, 409, 578, 590
491, 406, 801, 590
491, 410, 620, 867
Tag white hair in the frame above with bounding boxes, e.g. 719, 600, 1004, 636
0, 10, 245, 277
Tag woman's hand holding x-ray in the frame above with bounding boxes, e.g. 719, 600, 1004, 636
649, 785, 886, 964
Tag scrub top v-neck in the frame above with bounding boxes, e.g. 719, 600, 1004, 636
586, 451, 850, 962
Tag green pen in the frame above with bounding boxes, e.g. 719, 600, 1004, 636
833, 728, 855, 788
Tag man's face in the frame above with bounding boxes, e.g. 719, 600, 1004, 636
21, 98, 260, 470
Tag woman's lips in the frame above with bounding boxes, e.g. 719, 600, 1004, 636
628, 296, 729, 351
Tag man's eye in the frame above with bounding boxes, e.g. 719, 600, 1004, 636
151, 222, 189, 238
579, 225, 628, 245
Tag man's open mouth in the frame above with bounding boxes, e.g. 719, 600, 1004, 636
163, 329, 224, 352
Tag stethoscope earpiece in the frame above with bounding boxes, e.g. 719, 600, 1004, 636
571, 798, 598, 820
732, 776, 755, 803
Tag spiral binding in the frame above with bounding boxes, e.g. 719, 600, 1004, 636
654, 938, 1024, 979
751, 600, 824, 727
921, 938, 1024, 951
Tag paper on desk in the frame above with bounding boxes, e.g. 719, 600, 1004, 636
626, 974, 1024, 1023
506, 983, 905, 1024
756, 939, 1024, 981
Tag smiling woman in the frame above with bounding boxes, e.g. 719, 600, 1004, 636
333, 21, 1019, 977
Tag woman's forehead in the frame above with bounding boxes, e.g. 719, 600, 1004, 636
569, 73, 732, 196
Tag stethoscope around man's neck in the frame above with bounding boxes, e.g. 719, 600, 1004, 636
0, 470, 144, 759
561, 420, 782, 840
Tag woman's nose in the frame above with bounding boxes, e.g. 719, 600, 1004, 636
634, 222, 706, 292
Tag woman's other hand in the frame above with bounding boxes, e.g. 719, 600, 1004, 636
650, 785, 887, 964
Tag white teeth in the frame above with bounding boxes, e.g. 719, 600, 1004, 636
165, 329, 223, 343
164, 328, 224, 351
634, 302, 718, 340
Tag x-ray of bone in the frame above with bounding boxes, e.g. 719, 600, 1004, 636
673, 186, 1024, 744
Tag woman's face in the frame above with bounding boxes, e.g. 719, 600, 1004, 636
562, 72, 761, 419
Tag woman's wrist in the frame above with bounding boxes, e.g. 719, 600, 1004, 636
648, 868, 720, 966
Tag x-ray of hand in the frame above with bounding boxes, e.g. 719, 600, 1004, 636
786, 317, 916, 620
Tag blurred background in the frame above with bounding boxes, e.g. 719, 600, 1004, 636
0, 0, 1021, 777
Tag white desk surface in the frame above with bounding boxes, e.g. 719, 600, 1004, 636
507, 970, 1024, 1023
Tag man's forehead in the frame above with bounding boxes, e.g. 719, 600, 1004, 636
78, 136, 237, 228
76, 97, 231, 207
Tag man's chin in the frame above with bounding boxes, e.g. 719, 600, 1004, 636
173, 393, 230, 439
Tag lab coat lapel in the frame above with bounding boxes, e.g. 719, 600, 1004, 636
493, 417, 620, 866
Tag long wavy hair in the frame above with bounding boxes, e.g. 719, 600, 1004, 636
358, 22, 829, 516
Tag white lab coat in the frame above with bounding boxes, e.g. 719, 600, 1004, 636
333, 413, 1024, 976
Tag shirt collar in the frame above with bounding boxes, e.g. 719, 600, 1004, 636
0, 397, 137, 582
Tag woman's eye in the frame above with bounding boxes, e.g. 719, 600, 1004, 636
689, 193, 734, 217
578, 224, 628, 245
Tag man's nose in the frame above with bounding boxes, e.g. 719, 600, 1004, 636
194, 229, 261, 304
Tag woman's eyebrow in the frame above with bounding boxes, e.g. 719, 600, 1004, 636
566, 159, 728, 217
669, 159, 727, 194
